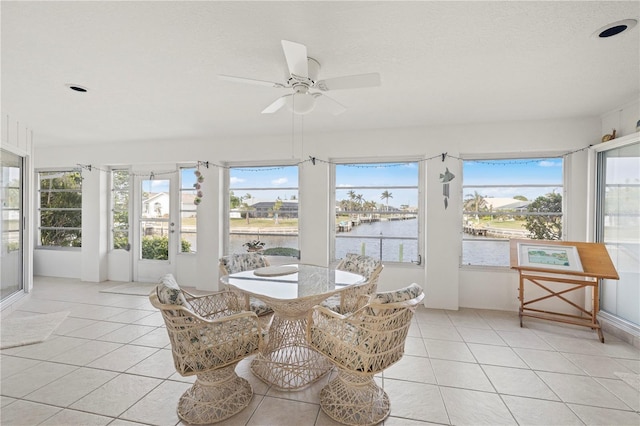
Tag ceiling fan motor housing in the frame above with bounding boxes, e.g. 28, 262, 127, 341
287, 57, 320, 88
219, 40, 379, 115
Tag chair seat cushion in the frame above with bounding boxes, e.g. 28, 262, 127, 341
249, 297, 273, 316
178, 320, 264, 374
320, 294, 342, 313
309, 323, 398, 373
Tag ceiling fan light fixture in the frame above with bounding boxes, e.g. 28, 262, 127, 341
287, 92, 316, 115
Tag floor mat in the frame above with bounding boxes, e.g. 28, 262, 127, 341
1, 311, 70, 349
100, 283, 157, 296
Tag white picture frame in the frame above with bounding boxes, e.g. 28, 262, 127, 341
517, 243, 584, 272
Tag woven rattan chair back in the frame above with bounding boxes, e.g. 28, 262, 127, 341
218, 252, 270, 276
150, 285, 262, 424
324, 253, 383, 314
308, 283, 424, 426
218, 253, 273, 317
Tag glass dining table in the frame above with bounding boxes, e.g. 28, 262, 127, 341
220, 263, 365, 390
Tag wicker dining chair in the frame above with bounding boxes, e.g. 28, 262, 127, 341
307, 283, 424, 426
218, 253, 273, 317
321, 253, 383, 314
150, 274, 263, 424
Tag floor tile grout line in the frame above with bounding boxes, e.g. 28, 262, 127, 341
5, 279, 640, 426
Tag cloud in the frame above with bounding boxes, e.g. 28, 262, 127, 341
337, 183, 352, 188
230, 177, 245, 184
538, 160, 561, 167
272, 178, 288, 185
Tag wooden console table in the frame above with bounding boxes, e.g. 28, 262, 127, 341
510, 239, 619, 343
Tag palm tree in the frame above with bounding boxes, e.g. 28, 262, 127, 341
347, 190, 357, 211
271, 197, 283, 224
240, 193, 253, 224
363, 200, 377, 211
463, 191, 487, 213
463, 191, 488, 224
380, 190, 393, 211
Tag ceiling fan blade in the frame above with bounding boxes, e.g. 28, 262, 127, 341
219, 74, 284, 88
261, 95, 291, 114
314, 73, 381, 91
281, 40, 308, 78
313, 93, 347, 115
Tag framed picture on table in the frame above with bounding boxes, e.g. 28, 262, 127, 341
517, 243, 583, 272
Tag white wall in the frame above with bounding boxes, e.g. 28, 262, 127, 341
81, 167, 108, 282
600, 97, 640, 139
33, 116, 602, 310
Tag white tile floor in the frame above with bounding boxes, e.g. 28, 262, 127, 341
1, 276, 639, 426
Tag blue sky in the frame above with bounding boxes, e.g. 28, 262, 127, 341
230, 166, 298, 189
463, 158, 563, 185
143, 168, 200, 193
336, 162, 419, 209
463, 158, 563, 201
336, 162, 418, 187
230, 166, 299, 203
142, 178, 171, 193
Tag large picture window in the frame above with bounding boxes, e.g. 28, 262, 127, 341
111, 169, 130, 250
333, 161, 421, 264
228, 165, 299, 258
462, 157, 563, 267
38, 169, 82, 247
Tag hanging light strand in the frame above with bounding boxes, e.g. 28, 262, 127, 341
75, 143, 591, 175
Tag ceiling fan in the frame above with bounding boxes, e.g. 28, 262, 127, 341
219, 40, 381, 115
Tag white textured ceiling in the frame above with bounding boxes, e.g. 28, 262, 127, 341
2, 1, 639, 147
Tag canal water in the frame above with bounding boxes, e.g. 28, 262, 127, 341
230, 219, 420, 263
230, 219, 511, 266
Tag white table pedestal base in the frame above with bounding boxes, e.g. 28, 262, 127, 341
251, 300, 333, 390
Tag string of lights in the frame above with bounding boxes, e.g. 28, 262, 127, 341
76, 144, 591, 175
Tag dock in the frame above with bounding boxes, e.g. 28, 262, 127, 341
463, 225, 487, 236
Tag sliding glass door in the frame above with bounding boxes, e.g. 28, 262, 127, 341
1, 149, 24, 301
596, 140, 640, 327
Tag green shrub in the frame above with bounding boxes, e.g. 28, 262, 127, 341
263, 247, 300, 258
142, 236, 169, 260
114, 236, 129, 250
524, 193, 562, 240
141, 236, 192, 259
181, 239, 192, 253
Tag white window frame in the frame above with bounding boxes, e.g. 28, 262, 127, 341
179, 164, 198, 254
460, 153, 565, 268
36, 168, 83, 249
330, 156, 424, 265
589, 134, 640, 331
109, 167, 131, 251
224, 161, 300, 257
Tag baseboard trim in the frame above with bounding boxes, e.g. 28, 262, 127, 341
598, 311, 640, 349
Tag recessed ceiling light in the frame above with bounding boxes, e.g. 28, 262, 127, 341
66, 84, 88, 92
593, 19, 637, 38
